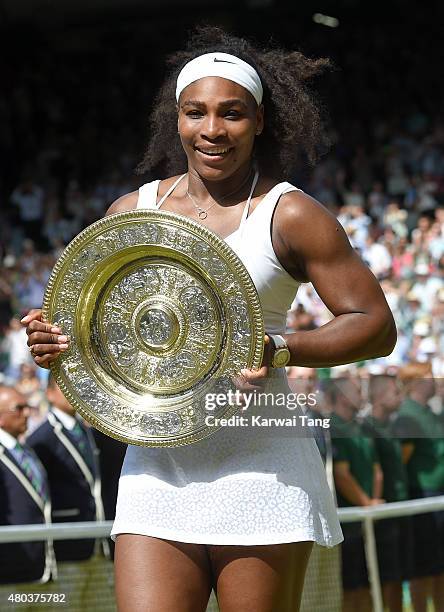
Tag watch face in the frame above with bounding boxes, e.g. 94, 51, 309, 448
273, 348, 290, 368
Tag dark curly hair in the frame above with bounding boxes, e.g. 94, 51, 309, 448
137, 26, 332, 180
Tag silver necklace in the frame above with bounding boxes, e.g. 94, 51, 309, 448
186, 168, 254, 220
186, 191, 216, 220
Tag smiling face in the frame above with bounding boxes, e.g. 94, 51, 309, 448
177, 77, 264, 181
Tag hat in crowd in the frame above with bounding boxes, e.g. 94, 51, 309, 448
413, 320, 431, 337
367, 363, 386, 375
407, 289, 421, 302
3, 255, 16, 268
418, 336, 437, 355
415, 262, 430, 275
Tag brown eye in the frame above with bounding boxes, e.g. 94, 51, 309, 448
225, 110, 241, 119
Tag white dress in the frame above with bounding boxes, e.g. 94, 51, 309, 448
111, 177, 343, 547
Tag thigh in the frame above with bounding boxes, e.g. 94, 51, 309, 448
208, 541, 313, 612
114, 534, 212, 612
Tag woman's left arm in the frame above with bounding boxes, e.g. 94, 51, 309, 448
273, 191, 397, 367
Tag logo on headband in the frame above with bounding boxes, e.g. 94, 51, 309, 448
213, 58, 236, 64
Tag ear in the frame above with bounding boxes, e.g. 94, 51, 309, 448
255, 104, 264, 136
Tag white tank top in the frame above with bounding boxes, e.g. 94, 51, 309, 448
112, 176, 344, 549
136, 175, 301, 334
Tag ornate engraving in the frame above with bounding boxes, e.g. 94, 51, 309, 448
142, 223, 160, 243
43, 209, 264, 446
139, 309, 174, 345
52, 310, 74, 336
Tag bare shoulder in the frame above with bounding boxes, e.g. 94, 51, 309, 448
274, 189, 351, 258
105, 191, 139, 216
277, 189, 339, 229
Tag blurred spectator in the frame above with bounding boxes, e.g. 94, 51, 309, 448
328, 377, 383, 612
27, 377, 109, 609
0, 275, 13, 331
362, 375, 413, 612
287, 367, 328, 458
391, 237, 415, 280
10, 178, 45, 249
362, 230, 392, 279
15, 363, 47, 435
91, 429, 127, 559
383, 201, 408, 239
14, 269, 47, 312
337, 204, 371, 251
1, 317, 33, 382
0, 385, 56, 586
367, 181, 389, 218
287, 304, 317, 332
393, 362, 444, 612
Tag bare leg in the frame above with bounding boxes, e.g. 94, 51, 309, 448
114, 534, 212, 612
382, 581, 403, 612
209, 541, 313, 612
432, 573, 444, 612
409, 576, 432, 612
342, 587, 372, 612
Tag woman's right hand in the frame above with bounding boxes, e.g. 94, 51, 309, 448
21, 309, 70, 369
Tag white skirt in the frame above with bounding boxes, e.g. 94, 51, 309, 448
112, 373, 343, 547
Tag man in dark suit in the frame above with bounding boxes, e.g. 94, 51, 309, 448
91, 428, 126, 559
27, 377, 109, 609
0, 385, 56, 587
27, 376, 108, 561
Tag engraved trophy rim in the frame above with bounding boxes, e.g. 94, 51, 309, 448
42, 209, 264, 447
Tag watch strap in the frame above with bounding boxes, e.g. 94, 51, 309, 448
268, 334, 287, 351
268, 334, 290, 368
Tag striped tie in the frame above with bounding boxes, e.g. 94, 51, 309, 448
13, 443, 49, 502
70, 422, 94, 471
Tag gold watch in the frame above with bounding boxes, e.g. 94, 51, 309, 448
268, 334, 291, 368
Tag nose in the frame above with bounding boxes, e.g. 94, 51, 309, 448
201, 114, 227, 140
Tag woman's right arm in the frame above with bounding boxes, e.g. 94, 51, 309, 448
21, 191, 139, 368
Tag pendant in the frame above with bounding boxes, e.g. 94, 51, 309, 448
198, 210, 208, 220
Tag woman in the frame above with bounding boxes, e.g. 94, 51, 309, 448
23, 27, 396, 612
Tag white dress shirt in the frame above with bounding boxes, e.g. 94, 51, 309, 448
0, 427, 18, 450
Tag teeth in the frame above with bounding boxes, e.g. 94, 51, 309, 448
197, 147, 231, 155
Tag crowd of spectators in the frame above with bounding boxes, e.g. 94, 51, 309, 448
288, 366, 444, 612
288, 115, 444, 378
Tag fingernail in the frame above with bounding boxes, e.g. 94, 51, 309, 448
51, 327, 62, 333
57, 336, 68, 343
59, 344, 69, 350
21, 316, 30, 322
240, 369, 249, 376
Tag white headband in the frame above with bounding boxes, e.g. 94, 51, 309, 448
176, 52, 263, 106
